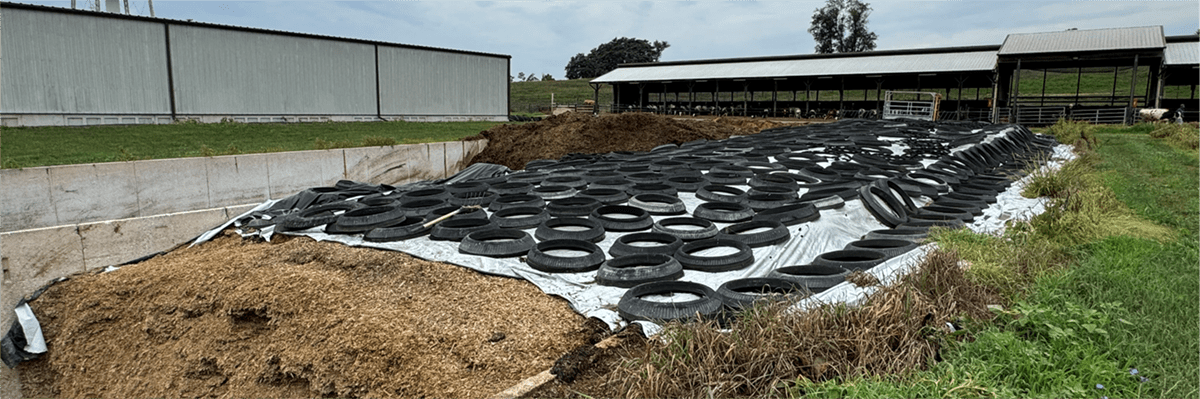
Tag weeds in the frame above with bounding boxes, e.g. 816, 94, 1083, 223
612, 250, 999, 398
199, 144, 217, 157
1046, 119, 1097, 151
1147, 122, 1199, 151
312, 137, 356, 150
114, 147, 140, 162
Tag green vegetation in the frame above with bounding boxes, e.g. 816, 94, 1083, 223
612, 122, 1198, 399
509, 78, 613, 114
0, 120, 501, 168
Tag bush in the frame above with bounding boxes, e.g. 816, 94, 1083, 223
361, 136, 398, 147
1046, 119, 1097, 151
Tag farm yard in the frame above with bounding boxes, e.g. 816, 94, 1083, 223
2, 4, 1198, 398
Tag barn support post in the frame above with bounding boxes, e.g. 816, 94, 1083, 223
714, 81, 720, 111
1012, 59, 1022, 106
804, 80, 812, 116
1075, 67, 1082, 106
1040, 69, 1048, 106
637, 83, 645, 110
1110, 66, 1119, 106
838, 77, 845, 112
688, 82, 695, 110
772, 80, 778, 117
1129, 54, 1139, 108
990, 72, 1001, 123
662, 83, 667, 113
742, 82, 749, 116
956, 76, 968, 120
589, 83, 602, 115
875, 79, 884, 113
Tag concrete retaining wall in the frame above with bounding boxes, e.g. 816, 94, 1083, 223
1, 139, 490, 233
0, 138, 488, 399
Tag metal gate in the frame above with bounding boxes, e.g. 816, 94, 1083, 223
883, 91, 941, 121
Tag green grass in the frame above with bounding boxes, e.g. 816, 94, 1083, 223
0, 120, 502, 168
510, 78, 613, 113
788, 126, 1199, 398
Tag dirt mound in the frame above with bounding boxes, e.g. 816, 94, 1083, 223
20, 232, 588, 398
465, 112, 768, 170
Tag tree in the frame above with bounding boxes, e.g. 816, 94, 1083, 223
516, 72, 526, 81
808, 0, 877, 54
525, 74, 539, 82
542, 73, 555, 81
564, 37, 670, 80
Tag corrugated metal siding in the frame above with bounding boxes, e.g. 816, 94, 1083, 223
378, 47, 507, 115
592, 51, 998, 83
0, 8, 170, 114
999, 26, 1165, 55
1164, 41, 1199, 65
169, 25, 375, 115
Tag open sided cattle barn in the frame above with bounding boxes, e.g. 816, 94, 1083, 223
0, 2, 510, 127
592, 26, 1199, 125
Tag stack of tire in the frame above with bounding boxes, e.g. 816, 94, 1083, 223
238, 119, 1057, 325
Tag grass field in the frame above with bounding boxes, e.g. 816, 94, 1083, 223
509, 78, 614, 114
0, 120, 502, 169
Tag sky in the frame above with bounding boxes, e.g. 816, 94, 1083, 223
13, 0, 1200, 79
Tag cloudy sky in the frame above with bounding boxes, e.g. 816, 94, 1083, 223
15, 0, 1200, 78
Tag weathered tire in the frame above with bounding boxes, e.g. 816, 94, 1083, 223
535, 217, 606, 243
693, 202, 754, 223
652, 217, 718, 241
545, 197, 603, 217
458, 228, 535, 258
717, 277, 807, 310
697, 185, 748, 204
589, 205, 653, 232
810, 249, 888, 272
577, 188, 629, 205
628, 193, 687, 215
430, 218, 497, 241
843, 239, 919, 259
859, 185, 909, 228
531, 185, 578, 200
526, 239, 607, 273
489, 194, 545, 212
716, 220, 791, 248
276, 202, 359, 231
753, 203, 819, 226
596, 254, 684, 288
448, 190, 497, 207
489, 206, 551, 229
863, 228, 928, 243
608, 232, 683, 258
618, 281, 724, 323
362, 216, 431, 242
674, 238, 755, 272
768, 265, 850, 293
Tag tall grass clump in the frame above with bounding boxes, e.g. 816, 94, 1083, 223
1147, 122, 1199, 151
360, 136, 398, 147
1046, 119, 1097, 151
611, 250, 1000, 398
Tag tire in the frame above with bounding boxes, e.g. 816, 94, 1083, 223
653, 217, 718, 241
589, 178, 634, 192
458, 228, 535, 258
710, 164, 755, 178
863, 228, 928, 243
276, 202, 360, 231
753, 203, 819, 226
716, 220, 791, 248
488, 182, 533, 196
426, 205, 489, 222
900, 214, 966, 229
430, 218, 497, 241
697, 185, 748, 204
617, 281, 724, 323
489, 194, 546, 212
332, 205, 407, 230
543, 175, 589, 189
859, 185, 909, 228
589, 205, 653, 232
933, 198, 986, 215
358, 196, 399, 207
799, 195, 845, 210
799, 186, 858, 202
525, 239, 607, 273
674, 238, 755, 272
596, 254, 684, 288
535, 217, 606, 243
531, 185, 578, 200
746, 193, 796, 212
917, 205, 975, 223
844, 239, 919, 259
398, 198, 448, 218
717, 277, 807, 310
693, 202, 754, 223
768, 265, 850, 293
665, 176, 706, 192
508, 172, 548, 185
628, 193, 687, 215
703, 172, 747, 185
399, 188, 452, 203
626, 172, 666, 184
608, 232, 683, 258
448, 190, 497, 207
490, 206, 551, 229
577, 188, 630, 205
627, 183, 678, 197
882, 180, 919, 214
749, 174, 799, 191
546, 197, 603, 217
735, 161, 787, 175
810, 249, 888, 272
446, 181, 490, 195
363, 216, 431, 242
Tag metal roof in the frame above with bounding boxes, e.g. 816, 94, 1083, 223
0, 1, 510, 59
999, 26, 1164, 55
591, 50, 998, 83
1164, 41, 1199, 66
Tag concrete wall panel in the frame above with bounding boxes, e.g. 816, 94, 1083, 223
1, 168, 57, 232
1, 225, 85, 340
0, 8, 170, 114
135, 157, 210, 215
266, 150, 346, 199
444, 141, 465, 174
206, 154, 271, 207
463, 139, 489, 166
48, 163, 140, 225
169, 25, 376, 115
78, 208, 227, 270
427, 142, 447, 179
344, 144, 435, 185
378, 47, 508, 116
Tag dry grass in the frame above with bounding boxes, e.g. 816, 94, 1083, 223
609, 250, 1001, 398
1147, 122, 1200, 151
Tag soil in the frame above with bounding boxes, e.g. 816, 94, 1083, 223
523, 324, 648, 399
465, 112, 783, 170
20, 231, 591, 398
